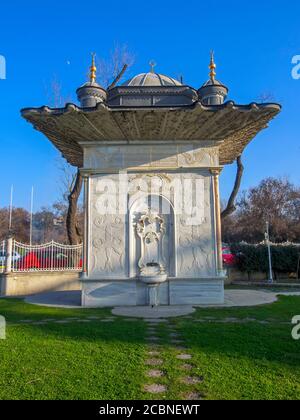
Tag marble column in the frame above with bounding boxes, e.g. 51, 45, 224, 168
82, 174, 89, 278
210, 168, 223, 273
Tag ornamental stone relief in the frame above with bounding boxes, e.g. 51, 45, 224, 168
89, 177, 126, 277
89, 216, 125, 276
135, 211, 167, 276
176, 174, 214, 277
177, 221, 213, 276
83, 144, 220, 171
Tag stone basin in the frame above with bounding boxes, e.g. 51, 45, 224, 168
139, 274, 167, 285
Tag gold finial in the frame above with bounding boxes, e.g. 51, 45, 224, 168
89, 52, 97, 83
209, 50, 216, 82
149, 60, 156, 73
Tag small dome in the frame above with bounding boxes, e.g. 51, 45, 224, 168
76, 81, 107, 107
123, 72, 182, 87
201, 78, 223, 87
79, 81, 102, 89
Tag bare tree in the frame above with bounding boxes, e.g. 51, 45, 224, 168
223, 177, 300, 243
97, 43, 135, 88
108, 64, 128, 89
0, 208, 30, 242
50, 44, 134, 244
45, 75, 73, 108
257, 91, 276, 103
221, 90, 277, 222
221, 155, 244, 220
66, 169, 83, 245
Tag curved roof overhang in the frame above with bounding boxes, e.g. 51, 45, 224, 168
21, 101, 281, 167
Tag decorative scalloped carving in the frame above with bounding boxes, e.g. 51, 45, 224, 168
22, 102, 280, 166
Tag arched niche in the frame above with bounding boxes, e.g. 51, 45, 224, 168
128, 194, 176, 279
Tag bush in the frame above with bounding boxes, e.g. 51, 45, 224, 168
230, 243, 300, 274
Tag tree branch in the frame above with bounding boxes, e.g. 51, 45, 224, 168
221, 155, 244, 220
108, 64, 128, 89
66, 169, 82, 244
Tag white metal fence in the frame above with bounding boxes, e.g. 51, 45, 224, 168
0, 239, 83, 273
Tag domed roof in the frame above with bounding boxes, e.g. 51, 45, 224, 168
123, 72, 182, 87
201, 78, 224, 87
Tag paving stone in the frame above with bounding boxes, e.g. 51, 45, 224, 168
19, 320, 33, 324
181, 392, 201, 400
86, 316, 101, 320
77, 319, 91, 323
180, 363, 193, 370
176, 353, 192, 360
171, 339, 184, 345
146, 370, 164, 378
174, 345, 188, 351
145, 319, 168, 323
145, 359, 163, 366
54, 320, 70, 324
100, 319, 114, 323
166, 327, 175, 331
32, 321, 47, 325
169, 332, 180, 338
123, 318, 139, 321
147, 344, 163, 351
147, 350, 161, 356
146, 336, 160, 341
143, 384, 167, 394
181, 376, 204, 385
43, 318, 57, 322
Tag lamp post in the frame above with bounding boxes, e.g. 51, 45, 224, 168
265, 221, 273, 284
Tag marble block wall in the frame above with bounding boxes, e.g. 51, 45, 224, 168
81, 142, 223, 306
87, 170, 217, 280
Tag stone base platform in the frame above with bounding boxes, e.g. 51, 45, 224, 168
23, 290, 300, 310
81, 278, 225, 307
112, 305, 195, 318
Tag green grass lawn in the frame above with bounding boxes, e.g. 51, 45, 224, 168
0, 295, 300, 400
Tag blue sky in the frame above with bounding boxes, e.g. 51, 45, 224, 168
0, 0, 299, 211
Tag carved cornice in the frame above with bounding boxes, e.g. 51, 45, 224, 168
21, 101, 281, 167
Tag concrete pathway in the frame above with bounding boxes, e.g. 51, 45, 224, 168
215, 289, 277, 307
25, 290, 81, 308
